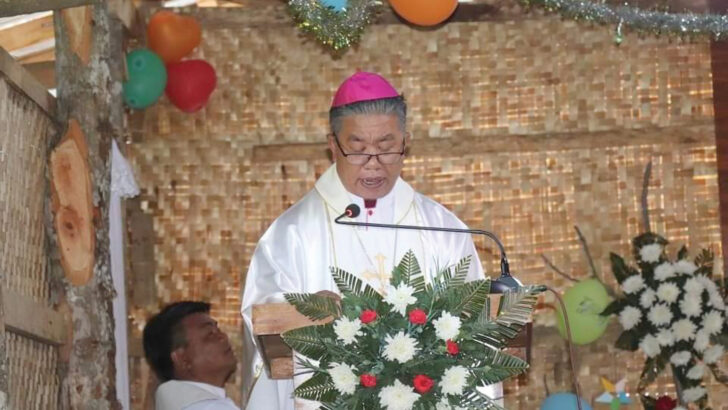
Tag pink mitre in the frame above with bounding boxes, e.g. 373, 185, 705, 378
331, 72, 400, 108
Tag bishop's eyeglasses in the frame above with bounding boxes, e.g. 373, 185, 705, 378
332, 135, 406, 165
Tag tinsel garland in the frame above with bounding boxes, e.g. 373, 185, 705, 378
522, 0, 728, 41
288, 0, 381, 51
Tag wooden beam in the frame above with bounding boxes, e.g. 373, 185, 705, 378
109, 0, 138, 29
0, 0, 95, 17
252, 123, 716, 163
0, 46, 55, 118
61, 5, 93, 65
0, 13, 53, 53
3, 290, 68, 345
23, 61, 55, 89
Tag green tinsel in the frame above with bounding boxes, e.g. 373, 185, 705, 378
288, 0, 381, 51
522, 0, 728, 40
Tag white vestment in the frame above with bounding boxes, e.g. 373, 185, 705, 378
155, 380, 240, 410
241, 164, 501, 409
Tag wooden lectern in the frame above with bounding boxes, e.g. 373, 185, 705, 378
252, 298, 532, 380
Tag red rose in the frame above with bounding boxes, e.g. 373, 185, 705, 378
360, 309, 378, 324
413, 374, 434, 394
446, 340, 459, 355
360, 374, 377, 388
408, 309, 427, 325
655, 396, 677, 410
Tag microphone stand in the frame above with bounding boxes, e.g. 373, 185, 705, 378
334, 205, 521, 293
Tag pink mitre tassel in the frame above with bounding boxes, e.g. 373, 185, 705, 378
331, 72, 400, 108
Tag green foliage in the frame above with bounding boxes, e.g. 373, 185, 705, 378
283, 251, 544, 408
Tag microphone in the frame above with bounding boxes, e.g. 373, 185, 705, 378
335, 204, 521, 293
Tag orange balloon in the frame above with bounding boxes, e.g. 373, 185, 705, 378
388, 0, 458, 26
147, 11, 201, 64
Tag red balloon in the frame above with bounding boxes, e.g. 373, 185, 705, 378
165, 60, 217, 113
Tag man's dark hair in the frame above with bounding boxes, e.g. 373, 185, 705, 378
143, 301, 211, 382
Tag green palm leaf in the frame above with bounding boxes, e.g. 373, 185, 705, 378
448, 279, 491, 318
472, 286, 543, 348
445, 255, 472, 288
391, 250, 425, 292
281, 325, 329, 360
293, 372, 338, 403
331, 267, 381, 301
470, 349, 530, 385
284, 293, 341, 321
459, 389, 506, 409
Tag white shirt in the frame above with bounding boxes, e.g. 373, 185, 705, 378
155, 380, 239, 410
241, 164, 486, 409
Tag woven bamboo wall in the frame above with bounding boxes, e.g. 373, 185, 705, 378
0, 79, 59, 409
126, 6, 724, 409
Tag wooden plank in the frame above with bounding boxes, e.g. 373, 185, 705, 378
14, 43, 55, 64
252, 123, 716, 163
22, 61, 55, 89
0, 0, 95, 17
0, 46, 55, 118
3, 290, 68, 345
252, 302, 332, 335
0, 13, 53, 53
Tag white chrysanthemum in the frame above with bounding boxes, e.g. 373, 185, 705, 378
618, 306, 642, 330
333, 317, 363, 345
621, 275, 645, 294
648, 303, 673, 327
670, 351, 691, 367
684, 277, 704, 294
686, 363, 705, 380
693, 330, 710, 352
433, 312, 462, 341
384, 284, 417, 316
702, 310, 724, 335
640, 289, 656, 309
640, 334, 661, 358
683, 386, 706, 403
680, 293, 702, 318
674, 260, 698, 275
703, 345, 724, 364
672, 319, 697, 342
639, 243, 663, 263
328, 362, 358, 395
383, 331, 419, 363
654, 262, 676, 281
441, 365, 469, 396
708, 291, 726, 310
656, 329, 674, 347
657, 282, 680, 304
696, 275, 717, 292
378, 379, 419, 410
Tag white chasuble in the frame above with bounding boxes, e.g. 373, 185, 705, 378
241, 165, 498, 410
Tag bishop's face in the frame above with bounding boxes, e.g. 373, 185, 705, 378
328, 114, 409, 199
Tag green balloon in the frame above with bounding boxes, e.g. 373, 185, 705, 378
556, 278, 611, 345
123, 49, 167, 109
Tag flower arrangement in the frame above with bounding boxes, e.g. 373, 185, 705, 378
281, 250, 545, 409
601, 232, 728, 408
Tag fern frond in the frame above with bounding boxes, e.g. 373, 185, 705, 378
284, 293, 341, 321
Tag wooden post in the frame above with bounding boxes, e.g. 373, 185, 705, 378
710, 0, 728, 272
51, 2, 126, 408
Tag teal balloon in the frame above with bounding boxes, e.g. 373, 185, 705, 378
556, 278, 611, 345
320, 0, 347, 11
123, 49, 167, 109
541, 393, 593, 410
